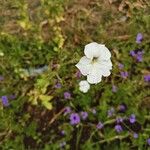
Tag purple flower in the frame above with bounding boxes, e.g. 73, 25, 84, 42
0, 76, 4, 81
133, 133, 138, 139
112, 85, 117, 93
147, 138, 150, 146
115, 125, 123, 133
107, 107, 115, 117
120, 71, 128, 79
64, 106, 71, 115
76, 70, 82, 78
118, 104, 126, 112
64, 92, 71, 99
118, 63, 124, 70
130, 50, 136, 57
70, 113, 80, 125
55, 83, 61, 89
80, 111, 88, 120
116, 117, 123, 124
1, 96, 9, 107
130, 50, 144, 62
144, 75, 150, 82
136, 51, 143, 62
9, 94, 16, 100
60, 130, 65, 135
136, 33, 143, 44
129, 114, 136, 124
96, 122, 104, 129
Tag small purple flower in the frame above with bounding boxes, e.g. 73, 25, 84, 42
0, 76, 4, 81
112, 85, 117, 93
130, 50, 144, 62
64, 92, 71, 99
1, 96, 9, 107
59, 141, 66, 147
133, 133, 138, 139
116, 117, 123, 124
144, 75, 150, 82
76, 70, 82, 78
118, 104, 126, 112
80, 111, 88, 120
147, 138, 150, 146
136, 51, 143, 62
60, 130, 65, 135
130, 50, 136, 57
64, 106, 71, 115
96, 122, 104, 129
118, 63, 124, 70
120, 71, 128, 79
91, 108, 97, 114
129, 114, 136, 124
55, 83, 62, 89
70, 113, 80, 125
108, 107, 115, 117
136, 33, 143, 44
115, 125, 123, 133
9, 94, 16, 100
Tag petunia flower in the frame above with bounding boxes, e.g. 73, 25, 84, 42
64, 92, 71, 99
118, 63, 124, 70
147, 138, 150, 146
115, 124, 123, 133
80, 111, 88, 120
136, 33, 143, 44
79, 80, 90, 93
120, 71, 128, 79
96, 121, 104, 129
64, 106, 71, 115
70, 113, 80, 125
129, 114, 136, 124
144, 74, 150, 82
1, 96, 9, 107
76, 42, 112, 84
133, 133, 138, 139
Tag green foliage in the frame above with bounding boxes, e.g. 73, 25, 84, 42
0, 0, 150, 149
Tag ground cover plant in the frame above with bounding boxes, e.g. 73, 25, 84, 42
0, 0, 150, 149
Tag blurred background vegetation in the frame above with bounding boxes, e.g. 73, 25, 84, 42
0, 0, 150, 149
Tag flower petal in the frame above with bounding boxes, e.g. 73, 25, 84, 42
97, 59, 113, 70
75, 56, 92, 76
100, 68, 111, 77
79, 80, 90, 93
84, 42, 102, 59
98, 44, 111, 60
87, 67, 102, 84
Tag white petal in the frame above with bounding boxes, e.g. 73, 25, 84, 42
84, 42, 101, 59
79, 80, 90, 93
98, 44, 111, 60
75, 56, 92, 76
87, 66, 102, 84
93, 61, 112, 77
97, 59, 113, 70
100, 69, 111, 77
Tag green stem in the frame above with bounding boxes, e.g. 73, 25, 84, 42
92, 133, 129, 145
76, 125, 83, 150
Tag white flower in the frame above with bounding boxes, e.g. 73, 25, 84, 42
76, 42, 112, 84
79, 80, 90, 93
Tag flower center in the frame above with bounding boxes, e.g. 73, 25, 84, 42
92, 57, 98, 64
